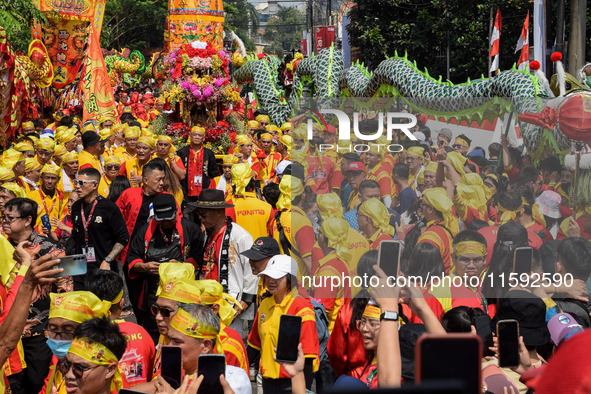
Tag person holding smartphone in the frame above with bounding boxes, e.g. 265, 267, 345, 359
247, 255, 319, 392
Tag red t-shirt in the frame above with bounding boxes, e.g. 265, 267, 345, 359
117, 320, 156, 386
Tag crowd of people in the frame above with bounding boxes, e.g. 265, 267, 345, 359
0, 87, 589, 394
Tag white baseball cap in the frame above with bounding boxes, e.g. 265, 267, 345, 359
258, 254, 294, 279
225, 365, 252, 394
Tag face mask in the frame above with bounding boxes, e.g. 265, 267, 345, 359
46, 337, 72, 359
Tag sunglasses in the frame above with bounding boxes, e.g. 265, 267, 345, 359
74, 180, 97, 187
105, 165, 120, 171
151, 304, 176, 318
58, 358, 100, 378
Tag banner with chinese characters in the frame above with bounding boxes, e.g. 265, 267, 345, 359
167, 0, 225, 51
81, 26, 117, 121
31, 0, 107, 90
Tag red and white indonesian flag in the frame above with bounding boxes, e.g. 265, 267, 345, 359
489, 8, 502, 73
515, 11, 530, 71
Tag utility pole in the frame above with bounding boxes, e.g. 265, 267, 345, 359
568, 0, 585, 74
327, 0, 331, 25
446, 11, 450, 81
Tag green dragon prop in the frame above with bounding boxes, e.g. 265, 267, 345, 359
234, 47, 576, 160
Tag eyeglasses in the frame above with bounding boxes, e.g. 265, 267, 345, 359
151, 304, 176, 318
406, 156, 418, 162
356, 319, 380, 331
452, 144, 463, 149
105, 165, 120, 171
417, 203, 430, 211
2, 215, 22, 223
457, 256, 486, 266
45, 329, 75, 341
58, 358, 101, 378
74, 180, 98, 187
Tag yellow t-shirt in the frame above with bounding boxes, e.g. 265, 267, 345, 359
26, 188, 64, 232
78, 150, 103, 173
232, 192, 272, 241
98, 175, 112, 198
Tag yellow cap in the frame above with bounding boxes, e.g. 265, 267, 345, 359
21, 121, 34, 130
82, 123, 96, 133
99, 128, 115, 141
191, 126, 205, 135
157, 135, 176, 153
1, 149, 24, 169
256, 115, 270, 123
358, 198, 395, 237
247, 120, 259, 128
193, 280, 241, 326
277, 175, 302, 211
1, 182, 25, 198
223, 155, 239, 166
407, 146, 424, 158
235, 135, 252, 146
14, 141, 34, 153
57, 128, 77, 145
317, 193, 343, 220
156, 262, 196, 302
319, 217, 352, 262
423, 187, 458, 235
280, 122, 292, 131
104, 156, 120, 166
54, 145, 67, 157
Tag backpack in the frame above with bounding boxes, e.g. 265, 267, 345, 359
310, 298, 330, 363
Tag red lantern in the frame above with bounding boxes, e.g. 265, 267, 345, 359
558, 94, 591, 142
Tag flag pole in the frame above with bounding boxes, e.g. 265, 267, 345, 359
488, 7, 494, 78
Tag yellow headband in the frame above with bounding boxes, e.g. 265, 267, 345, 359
497, 202, 523, 225
193, 280, 240, 326
61, 152, 79, 164
54, 145, 67, 157
191, 126, 205, 135
24, 158, 41, 172
158, 278, 202, 304
57, 128, 77, 145
98, 115, 114, 125
124, 126, 141, 139
359, 198, 395, 236
320, 217, 352, 262
231, 163, 253, 196
0, 167, 15, 182
280, 122, 292, 131
291, 150, 307, 171
170, 307, 224, 354
424, 160, 438, 174
423, 187, 457, 233
14, 141, 34, 153
1, 182, 25, 198
317, 193, 343, 220
49, 291, 111, 323
454, 137, 469, 148
156, 263, 197, 300
141, 128, 153, 138
260, 132, 272, 141
1, 149, 24, 169
35, 138, 55, 152
99, 128, 115, 141
277, 175, 302, 211
103, 156, 120, 166
363, 303, 381, 320
54, 114, 64, 121
68, 337, 123, 393
157, 135, 176, 153
82, 123, 96, 133
456, 173, 487, 219
21, 121, 34, 129
247, 120, 259, 128
55, 126, 69, 135
111, 290, 123, 306
279, 135, 292, 153
137, 136, 155, 149
446, 151, 466, 176
266, 125, 281, 133
41, 164, 61, 178
223, 155, 239, 166
453, 241, 486, 257
407, 146, 424, 158
292, 125, 307, 140
256, 115, 270, 123
235, 135, 252, 147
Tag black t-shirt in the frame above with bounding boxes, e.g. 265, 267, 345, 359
131, 194, 156, 240
71, 196, 130, 269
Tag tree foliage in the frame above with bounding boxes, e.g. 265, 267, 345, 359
0, 0, 50, 53
224, 0, 259, 52
347, 0, 537, 83
100, 0, 168, 51
263, 6, 306, 54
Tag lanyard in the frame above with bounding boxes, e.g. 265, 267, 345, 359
38, 188, 56, 216
81, 199, 99, 244
205, 225, 227, 264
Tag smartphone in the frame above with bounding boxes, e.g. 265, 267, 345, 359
513, 247, 533, 275
276, 314, 302, 363
473, 315, 493, 357
197, 354, 226, 394
416, 334, 482, 394
161, 345, 183, 389
378, 240, 401, 280
51, 255, 87, 278
497, 319, 520, 368
41, 214, 51, 231
118, 390, 146, 394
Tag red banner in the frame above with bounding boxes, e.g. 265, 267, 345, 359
314, 26, 335, 53
301, 39, 307, 56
